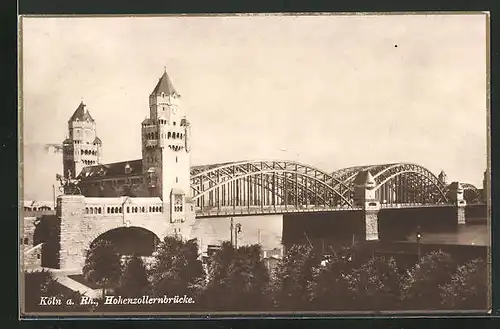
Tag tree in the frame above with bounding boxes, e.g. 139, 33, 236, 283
82, 239, 122, 299
351, 256, 402, 310
149, 235, 205, 299
118, 254, 150, 297
308, 251, 358, 310
400, 250, 456, 309
269, 244, 320, 310
203, 242, 270, 310
440, 258, 488, 310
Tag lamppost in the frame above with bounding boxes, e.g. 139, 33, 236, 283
230, 217, 242, 249
416, 226, 422, 263
234, 223, 242, 249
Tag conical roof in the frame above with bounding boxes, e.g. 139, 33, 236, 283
69, 101, 94, 123
353, 170, 376, 186
151, 69, 178, 96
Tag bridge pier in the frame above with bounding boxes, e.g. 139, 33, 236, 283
354, 170, 380, 241
448, 182, 467, 225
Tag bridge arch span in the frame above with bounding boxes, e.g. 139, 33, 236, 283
334, 163, 449, 204
191, 160, 355, 210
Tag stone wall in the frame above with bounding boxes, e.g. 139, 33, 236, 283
21, 244, 43, 270
21, 217, 37, 249
57, 195, 197, 270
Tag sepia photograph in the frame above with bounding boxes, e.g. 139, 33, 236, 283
19, 13, 490, 316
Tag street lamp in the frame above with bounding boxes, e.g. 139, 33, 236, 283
235, 223, 242, 249
230, 218, 242, 249
416, 226, 422, 263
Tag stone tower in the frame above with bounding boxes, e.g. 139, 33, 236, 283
353, 170, 381, 241
62, 101, 102, 179
141, 68, 192, 224
438, 170, 448, 186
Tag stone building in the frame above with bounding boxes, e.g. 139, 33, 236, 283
21, 69, 197, 271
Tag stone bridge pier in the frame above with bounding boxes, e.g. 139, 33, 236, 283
353, 171, 467, 242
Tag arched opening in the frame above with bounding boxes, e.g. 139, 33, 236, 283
89, 227, 160, 257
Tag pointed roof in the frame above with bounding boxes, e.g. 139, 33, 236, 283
354, 170, 376, 187
69, 101, 94, 123
151, 69, 178, 96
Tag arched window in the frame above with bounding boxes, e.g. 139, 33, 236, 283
176, 156, 178, 163
168, 132, 171, 139
81, 150, 84, 155
142, 206, 145, 212
119, 207, 122, 213
127, 206, 130, 213
90, 208, 94, 214
160, 206, 162, 212
135, 207, 138, 213
24, 237, 29, 245
98, 208, 102, 214
173, 122, 176, 126
94, 207, 98, 214
85, 207, 89, 214
176, 177, 178, 183
111, 207, 115, 214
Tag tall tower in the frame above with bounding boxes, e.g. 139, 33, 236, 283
438, 170, 448, 186
62, 101, 102, 179
141, 68, 192, 223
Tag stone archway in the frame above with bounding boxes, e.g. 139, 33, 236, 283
88, 226, 161, 257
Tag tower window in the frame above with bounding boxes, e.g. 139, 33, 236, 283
173, 122, 176, 126
176, 177, 178, 183
176, 156, 178, 163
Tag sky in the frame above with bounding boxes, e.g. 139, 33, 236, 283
21, 14, 488, 200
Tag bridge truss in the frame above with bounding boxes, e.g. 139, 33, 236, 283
190, 160, 476, 215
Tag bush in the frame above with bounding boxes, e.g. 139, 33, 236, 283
400, 250, 456, 309
351, 256, 402, 310
440, 258, 488, 310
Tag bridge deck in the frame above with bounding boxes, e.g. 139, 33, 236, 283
194, 203, 455, 217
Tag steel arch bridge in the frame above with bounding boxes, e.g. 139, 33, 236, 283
190, 160, 464, 216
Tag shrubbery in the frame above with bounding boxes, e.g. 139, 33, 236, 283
24, 238, 488, 313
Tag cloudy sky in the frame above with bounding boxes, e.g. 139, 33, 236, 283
21, 13, 488, 200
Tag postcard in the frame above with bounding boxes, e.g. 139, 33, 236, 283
19, 13, 491, 317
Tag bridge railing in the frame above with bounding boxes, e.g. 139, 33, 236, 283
379, 202, 451, 209
195, 204, 362, 217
